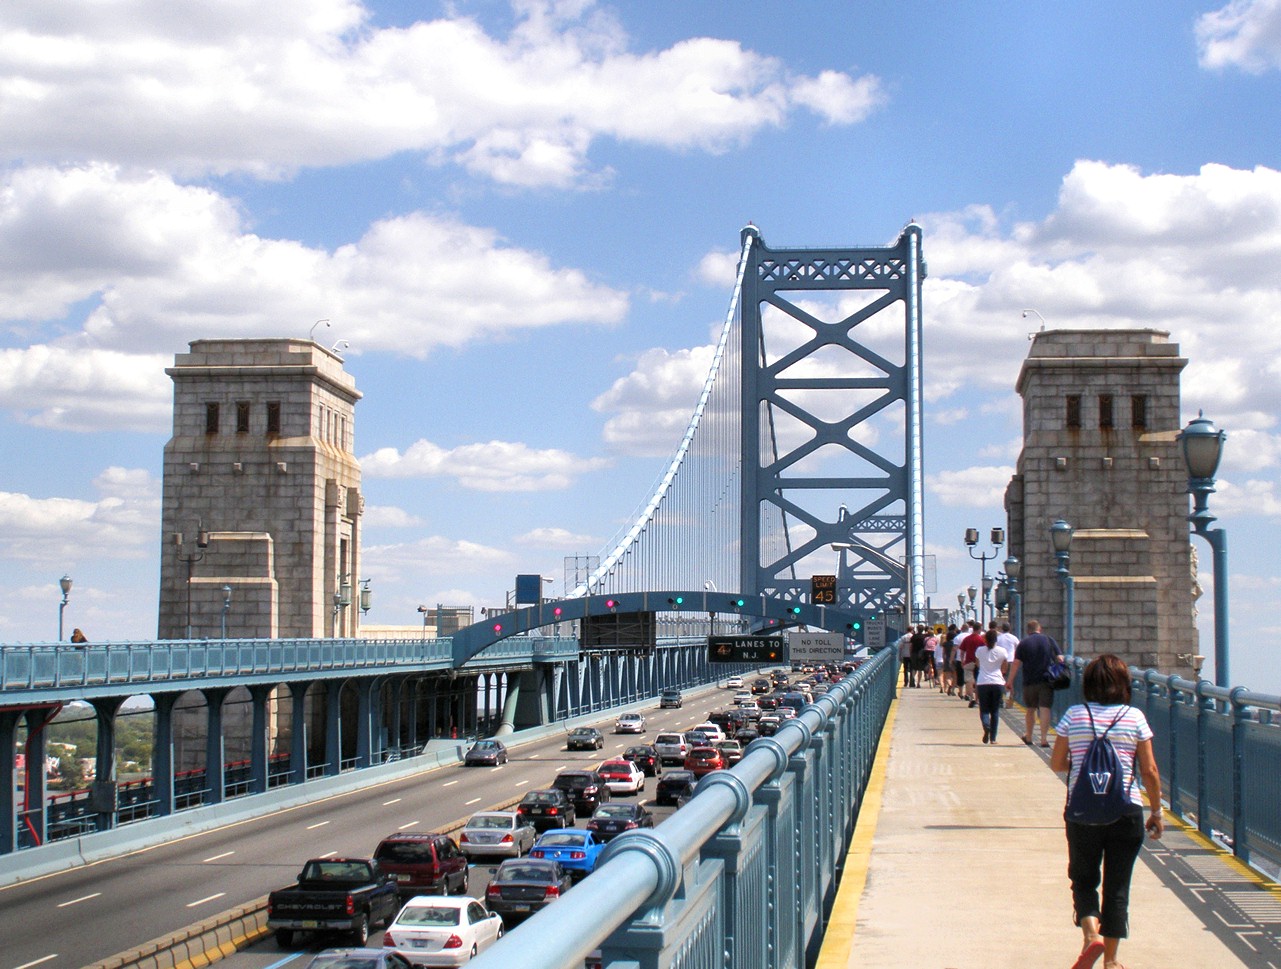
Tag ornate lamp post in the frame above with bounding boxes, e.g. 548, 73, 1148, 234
1177, 413, 1229, 687
966, 585, 977, 620
58, 574, 73, 641
177, 523, 210, 639
965, 527, 1004, 625
1050, 519, 1075, 657
220, 585, 232, 639
956, 592, 965, 626
1004, 555, 1022, 634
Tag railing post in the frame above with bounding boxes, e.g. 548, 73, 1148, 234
1195, 679, 1210, 837
1230, 686, 1249, 863
1167, 675, 1181, 819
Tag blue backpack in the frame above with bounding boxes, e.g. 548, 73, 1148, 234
1065, 705, 1136, 825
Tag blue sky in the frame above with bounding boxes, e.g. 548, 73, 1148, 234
4, 0, 1281, 691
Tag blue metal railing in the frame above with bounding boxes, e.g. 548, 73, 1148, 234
1030, 660, 1281, 872
469, 648, 897, 969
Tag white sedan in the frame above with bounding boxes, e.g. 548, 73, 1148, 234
614, 712, 646, 733
596, 758, 646, 794
725, 676, 744, 689
382, 896, 504, 966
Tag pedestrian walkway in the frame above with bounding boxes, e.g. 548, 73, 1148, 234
817, 684, 1281, 969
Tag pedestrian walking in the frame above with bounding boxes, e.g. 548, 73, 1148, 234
1006, 619, 1064, 746
1050, 654, 1163, 969
974, 628, 1009, 743
958, 621, 984, 706
941, 624, 958, 695
898, 631, 913, 688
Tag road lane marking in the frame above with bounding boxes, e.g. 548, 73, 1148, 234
319, 850, 337, 858
514, 779, 529, 787
383, 798, 402, 806
442, 780, 459, 788
398, 820, 419, 830
202, 851, 235, 863
15, 956, 57, 969
529, 753, 540, 759
306, 821, 329, 830
57, 892, 101, 908
465, 798, 481, 805
187, 892, 226, 908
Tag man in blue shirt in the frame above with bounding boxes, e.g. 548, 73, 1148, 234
1006, 619, 1064, 747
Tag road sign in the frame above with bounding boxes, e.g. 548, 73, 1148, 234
810, 573, 836, 605
707, 635, 784, 664
864, 619, 886, 651
788, 631, 844, 665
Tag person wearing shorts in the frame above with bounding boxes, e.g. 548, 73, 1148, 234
1006, 619, 1063, 746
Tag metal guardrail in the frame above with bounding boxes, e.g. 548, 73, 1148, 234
468, 647, 898, 969
1033, 659, 1281, 873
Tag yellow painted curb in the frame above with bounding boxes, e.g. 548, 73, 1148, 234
814, 696, 899, 969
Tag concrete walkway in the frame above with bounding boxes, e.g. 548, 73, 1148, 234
817, 684, 1280, 969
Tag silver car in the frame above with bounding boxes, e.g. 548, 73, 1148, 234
614, 712, 646, 733
458, 811, 536, 859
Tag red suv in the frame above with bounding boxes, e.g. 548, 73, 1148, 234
684, 747, 726, 777
373, 832, 468, 899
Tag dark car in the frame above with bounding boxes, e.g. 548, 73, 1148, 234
756, 695, 779, 711
372, 833, 468, 900
658, 688, 683, 709
567, 727, 605, 751
685, 729, 714, 748
621, 744, 662, 777
587, 802, 655, 841
655, 770, 697, 807
733, 727, 760, 746
485, 858, 574, 922
463, 739, 509, 766
684, 746, 726, 777
751, 678, 771, 695
515, 788, 577, 831
551, 771, 610, 814
303, 949, 413, 969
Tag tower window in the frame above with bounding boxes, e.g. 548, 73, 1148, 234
236, 401, 250, 433
1066, 395, 1081, 429
1099, 394, 1114, 429
1131, 394, 1147, 430
205, 402, 220, 435
266, 401, 281, 435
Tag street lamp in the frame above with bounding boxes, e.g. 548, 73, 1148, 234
220, 585, 232, 639
58, 574, 73, 641
359, 579, 373, 616
1004, 555, 1022, 634
333, 573, 353, 635
982, 575, 994, 622
417, 604, 429, 641
1050, 519, 1075, 656
964, 527, 1004, 625
177, 523, 210, 639
1177, 413, 1229, 687
966, 585, 977, 620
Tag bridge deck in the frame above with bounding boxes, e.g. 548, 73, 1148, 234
818, 684, 1281, 969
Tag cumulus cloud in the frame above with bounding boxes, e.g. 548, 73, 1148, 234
361, 504, 426, 528
0, 0, 882, 186
360, 438, 610, 491
361, 535, 513, 576
0, 466, 159, 561
0, 345, 170, 431
592, 345, 712, 456
514, 526, 600, 548
1197, 0, 1281, 73
926, 465, 1016, 508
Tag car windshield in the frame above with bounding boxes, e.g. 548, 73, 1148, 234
496, 864, 553, 883
624, 747, 650, 757
570, 729, 595, 737
656, 735, 681, 743
467, 815, 511, 830
555, 774, 591, 789
599, 761, 629, 771
397, 906, 462, 927
663, 771, 695, 783
522, 791, 556, 803
374, 842, 433, 863
537, 832, 585, 847
595, 804, 634, 818
472, 741, 499, 750
304, 861, 373, 879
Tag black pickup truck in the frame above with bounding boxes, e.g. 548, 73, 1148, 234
266, 857, 402, 948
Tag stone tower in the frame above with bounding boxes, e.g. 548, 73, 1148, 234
158, 339, 364, 639
1004, 329, 1197, 672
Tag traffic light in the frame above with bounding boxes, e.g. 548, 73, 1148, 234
732, 597, 746, 609
852, 620, 862, 630
790, 605, 802, 616
667, 596, 684, 607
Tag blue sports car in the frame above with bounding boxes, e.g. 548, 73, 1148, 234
528, 829, 605, 878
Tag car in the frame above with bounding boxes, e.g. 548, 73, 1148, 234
382, 895, 504, 965
654, 770, 698, 807
515, 789, 577, 831
484, 859, 574, 922
529, 829, 606, 878
757, 715, 782, 737
653, 732, 689, 766
567, 727, 605, 751
776, 705, 798, 719
751, 678, 772, 695
732, 727, 759, 746
552, 771, 611, 814
458, 812, 536, 860
614, 712, 646, 734
596, 758, 645, 794
684, 746, 726, 777
733, 692, 756, 707
462, 740, 509, 767
305, 949, 414, 969
714, 740, 744, 766
691, 722, 725, 742
658, 688, 683, 708
725, 675, 744, 689
756, 695, 779, 711
373, 834, 469, 900
684, 729, 715, 749
587, 802, 654, 841
621, 744, 662, 776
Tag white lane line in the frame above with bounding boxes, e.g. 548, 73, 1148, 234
514, 779, 529, 787
529, 753, 540, 759
383, 798, 402, 806
319, 850, 337, 858
442, 780, 459, 788
464, 798, 481, 806
202, 851, 235, 863
306, 821, 329, 830
187, 892, 226, 908
15, 956, 58, 969
57, 892, 101, 908
398, 820, 419, 830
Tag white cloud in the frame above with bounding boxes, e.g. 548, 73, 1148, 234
1213, 477, 1281, 518
593, 345, 712, 456
514, 526, 600, 548
0, 0, 882, 186
361, 504, 425, 528
360, 438, 610, 491
696, 249, 740, 287
361, 535, 513, 575
0, 345, 170, 431
1197, 0, 1281, 73
926, 465, 1016, 508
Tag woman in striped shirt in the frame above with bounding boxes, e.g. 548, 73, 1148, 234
1050, 654, 1163, 969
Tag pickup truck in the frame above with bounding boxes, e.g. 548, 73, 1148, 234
266, 857, 402, 948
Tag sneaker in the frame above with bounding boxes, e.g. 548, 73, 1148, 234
982, 728, 990, 744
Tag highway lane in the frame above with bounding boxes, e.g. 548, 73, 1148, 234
0, 682, 739, 969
